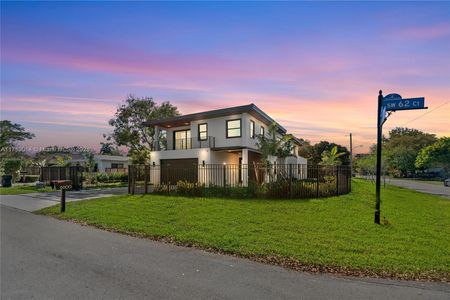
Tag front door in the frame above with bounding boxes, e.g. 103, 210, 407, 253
173, 130, 191, 150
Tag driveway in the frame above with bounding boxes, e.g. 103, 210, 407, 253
1, 206, 449, 299
0, 187, 127, 211
387, 179, 450, 199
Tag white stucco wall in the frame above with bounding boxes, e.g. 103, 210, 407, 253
159, 112, 277, 151
148, 110, 308, 186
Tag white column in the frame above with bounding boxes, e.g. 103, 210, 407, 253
153, 126, 160, 150
242, 148, 249, 186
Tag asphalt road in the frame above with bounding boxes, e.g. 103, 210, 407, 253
387, 179, 450, 199
1, 206, 449, 299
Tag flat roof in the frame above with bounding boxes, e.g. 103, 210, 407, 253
144, 103, 287, 133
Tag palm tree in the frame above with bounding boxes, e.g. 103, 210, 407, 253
319, 146, 345, 166
256, 122, 293, 164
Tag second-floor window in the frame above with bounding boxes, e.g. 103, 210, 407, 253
198, 123, 208, 140
226, 119, 241, 138
260, 126, 265, 136
250, 120, 255, 138
174, 130, 191, 150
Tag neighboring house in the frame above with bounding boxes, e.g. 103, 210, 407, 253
144, 103, 307, 186
68, 155, 131, 173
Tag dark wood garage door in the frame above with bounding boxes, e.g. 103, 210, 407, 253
160, 158, 198, 184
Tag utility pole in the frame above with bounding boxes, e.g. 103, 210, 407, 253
375, 90, 383, 224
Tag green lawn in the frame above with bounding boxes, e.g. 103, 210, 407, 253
0, 185, 53, 195
37, 179, 450, 281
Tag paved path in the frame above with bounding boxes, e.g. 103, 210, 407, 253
0, 187, 127, 211
387, 179, 450, 199
1, 206, 448, 300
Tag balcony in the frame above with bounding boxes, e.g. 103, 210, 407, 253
156, 136, 215, 151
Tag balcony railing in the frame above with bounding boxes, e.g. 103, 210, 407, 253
156, 136, 215, 151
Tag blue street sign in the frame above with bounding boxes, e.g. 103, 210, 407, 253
383, 97, 425, 111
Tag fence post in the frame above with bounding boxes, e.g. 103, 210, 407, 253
144, 165, 149, 194
131, 167, 135, 195
223, 164, 226, 187
288, 164, 292, 199
336, 166, 340, 196
127, 165, 131, 194
316, 166, 320, 198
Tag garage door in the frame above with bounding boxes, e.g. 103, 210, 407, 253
160, 158, 198, 184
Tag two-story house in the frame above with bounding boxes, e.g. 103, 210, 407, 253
144, 103, 306, 186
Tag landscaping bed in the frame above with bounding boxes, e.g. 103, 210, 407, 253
37, 179, 450, 282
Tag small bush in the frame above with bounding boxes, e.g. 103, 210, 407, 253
23, 175, 40, 183
3, 159, 22, 182
176, 180, 204, 197
95, 172, 128, 183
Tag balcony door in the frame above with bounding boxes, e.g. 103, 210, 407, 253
174, 130, 191, 150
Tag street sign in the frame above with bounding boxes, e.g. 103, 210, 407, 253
374, 91, 427, 224
383, 94, 425, 111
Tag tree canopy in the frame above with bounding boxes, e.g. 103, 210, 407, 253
99, 141, 121, 156
0, 120, 35, 153
108, 95, 179, 163
299, 141, 349, 166
383, 127, 437, 177
415, 137, 450, 174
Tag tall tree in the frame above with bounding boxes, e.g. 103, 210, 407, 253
0, 120, 35, 156
108, 95, 179, 163
415, 137, 450, 175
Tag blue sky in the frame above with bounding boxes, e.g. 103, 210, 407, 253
1, 1, 449, 151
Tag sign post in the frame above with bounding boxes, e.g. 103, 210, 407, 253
375, 91, 383, 224
374, 91, 427, 224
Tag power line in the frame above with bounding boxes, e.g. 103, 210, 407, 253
400, 100, 450, 126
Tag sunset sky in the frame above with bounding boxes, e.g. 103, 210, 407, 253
1, 1, 449, 153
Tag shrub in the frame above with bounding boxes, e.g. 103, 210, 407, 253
152, 184, 168, 194
2, 159, 22, 182
176, 180, 204, 197
23, 175, 40, 183
95, 172, 128, 183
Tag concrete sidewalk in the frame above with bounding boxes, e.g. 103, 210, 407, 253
0, 187, 127, 211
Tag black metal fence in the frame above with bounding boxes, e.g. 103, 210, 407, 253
128, 164, 351, 199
